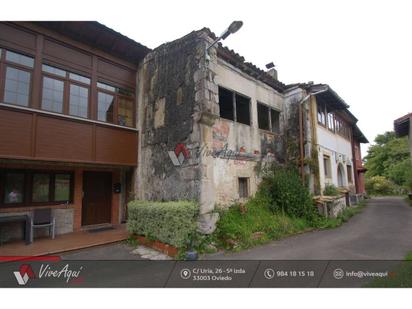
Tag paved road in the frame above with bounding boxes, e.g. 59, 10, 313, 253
204, 196, 412, 260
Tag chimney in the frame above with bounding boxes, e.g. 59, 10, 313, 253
267, 68, 278, 80
265, 62, 278, 80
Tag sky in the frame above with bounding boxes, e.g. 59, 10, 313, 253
4, 0, 412, 157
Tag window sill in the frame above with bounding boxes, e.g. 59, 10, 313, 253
258, 128, 281, 136
219, 117, 251, 128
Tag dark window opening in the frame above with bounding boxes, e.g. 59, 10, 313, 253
347, 165, 353, 183
3, 172, 25, 204
218, 87, 234, 121
323, 155, 331, 178
0, 170, 73, 208
271, 109, 280, 133
257, 103, 270, 130
257, 102, 280, 133
238, 177, 249, 198
235, 93, 250, 125
32, 173, 51, 202
218, 86, 251, 125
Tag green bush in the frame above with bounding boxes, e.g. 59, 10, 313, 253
323, 184, 340, 196
213, 197, 312, 250
127, 200, 198, 248
365, 175, 397, 195
405, 164, 412, 192
259, 164, 317, 221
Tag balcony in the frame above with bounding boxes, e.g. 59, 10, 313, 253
0, 103, 137, 166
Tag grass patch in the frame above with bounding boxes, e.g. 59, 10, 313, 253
317, 200, 367, 229
206, 198, 313, 251
124, 235, 139, 247
366, 251, 412, 287
197, 199, 367, 254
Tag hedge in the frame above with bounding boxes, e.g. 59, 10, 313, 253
127, 200, 198, 248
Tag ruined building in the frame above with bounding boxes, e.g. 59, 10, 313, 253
135, 28, 368, 232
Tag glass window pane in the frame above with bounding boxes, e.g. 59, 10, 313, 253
327, 113, 335, 131
41, 77, 64, 113
118, 98, 134, 127
317, 102, 326, 125
54, 174, 71, 201
42, 64, 66, 77
98, 92, 114, 123
4, 67, 31, 106
69, 84, 89, 118
5, 50, 34, 68
4, 173, 24, 204
257, 103, 269, 130
69, 73, 90, 85
97, 82, 116, 92
32, 174, 50, 202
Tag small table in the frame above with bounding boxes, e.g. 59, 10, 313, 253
0, 215, 31, 245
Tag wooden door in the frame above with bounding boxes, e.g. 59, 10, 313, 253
82, 172, 112, 226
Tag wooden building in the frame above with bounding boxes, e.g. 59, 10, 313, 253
0, 22, 150, 240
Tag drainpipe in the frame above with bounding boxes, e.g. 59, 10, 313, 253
298, 86, 328, 183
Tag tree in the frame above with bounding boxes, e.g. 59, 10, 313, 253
364, 131, 412, 188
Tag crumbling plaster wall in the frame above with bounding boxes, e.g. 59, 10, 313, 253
211, 60, 285, 206
136, 31, 204, 202
136, 29, 221, 233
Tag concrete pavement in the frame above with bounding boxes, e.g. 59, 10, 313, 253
204, 196, 412, 260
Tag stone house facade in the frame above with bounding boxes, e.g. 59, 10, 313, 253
134, 28, 369, 232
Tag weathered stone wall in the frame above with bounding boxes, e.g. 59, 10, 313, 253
283, 88, 305, 167
136, 31, 206, 202
136, 29, 222, 232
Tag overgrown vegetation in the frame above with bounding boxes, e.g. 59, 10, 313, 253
127, 200, 198, 248
323, 184, 340, 196
207, 196, 314, 251
258, 163, 318, 220
364, 131, 412, 195
366, 251, 412, 287
195, 163, 366, 253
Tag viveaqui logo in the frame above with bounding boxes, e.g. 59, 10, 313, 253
14, 264, 35, 286
168, 143, 190, 166
13, 263, 84, 286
